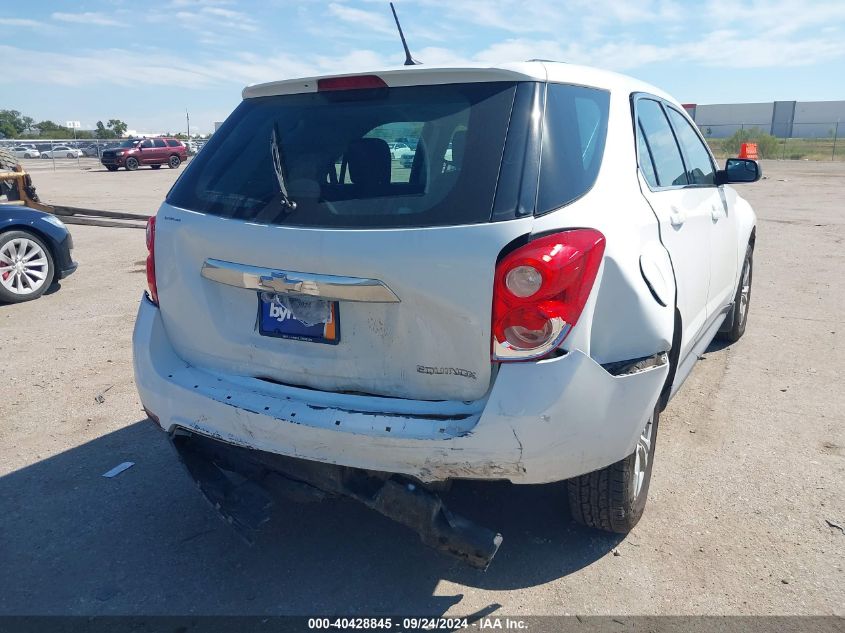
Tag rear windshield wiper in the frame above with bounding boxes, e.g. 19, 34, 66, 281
271, 125, 297, 211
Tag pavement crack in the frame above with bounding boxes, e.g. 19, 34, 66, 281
511, 427, 524, 464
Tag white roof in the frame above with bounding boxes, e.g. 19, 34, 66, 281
242, 61, 677, 105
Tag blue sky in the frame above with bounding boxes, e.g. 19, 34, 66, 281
4, 0, 845, 133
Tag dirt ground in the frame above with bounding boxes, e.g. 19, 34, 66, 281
0, 161, 843, 616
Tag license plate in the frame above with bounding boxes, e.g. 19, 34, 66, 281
257, 292, 340, 344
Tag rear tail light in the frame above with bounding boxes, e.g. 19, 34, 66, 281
145, 216, 159, 306
492, 229, 605, 361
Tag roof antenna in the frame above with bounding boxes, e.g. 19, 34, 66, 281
390, 2, 420, 66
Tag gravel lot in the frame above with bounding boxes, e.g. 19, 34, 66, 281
0, 161, 843, 616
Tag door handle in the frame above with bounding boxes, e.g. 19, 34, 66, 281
669, 207, 686, 228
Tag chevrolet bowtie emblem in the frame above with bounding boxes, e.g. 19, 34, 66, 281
258, 272, 303, 293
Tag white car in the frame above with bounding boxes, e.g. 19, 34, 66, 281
40, 146, 83, 159
133, 62, 758, 566
11, 146, 41, 159
387, 141, 413, 159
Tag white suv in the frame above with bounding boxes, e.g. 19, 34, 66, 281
133, 62, 758, 567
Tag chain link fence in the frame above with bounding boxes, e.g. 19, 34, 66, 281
0, 138, 204, 171
698, 122, 843, 161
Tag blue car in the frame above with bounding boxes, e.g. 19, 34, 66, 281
0, 207, 77, 303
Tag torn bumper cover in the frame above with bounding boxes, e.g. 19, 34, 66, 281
172, 429, 503, 569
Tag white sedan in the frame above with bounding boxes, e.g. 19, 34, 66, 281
388, 142, 413, 159
134, 61, 759, 566
11, 146, 41, 159
40, 146, 83, 159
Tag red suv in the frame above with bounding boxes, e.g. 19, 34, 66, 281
101, 138, 188, 171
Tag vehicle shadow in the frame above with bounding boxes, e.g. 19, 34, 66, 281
0, 282, 61, 307
0, 421, 622, 615
705, 337, 734, 353
43, 281, 62, 296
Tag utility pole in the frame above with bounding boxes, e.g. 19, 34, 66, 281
186, 109, 191, 140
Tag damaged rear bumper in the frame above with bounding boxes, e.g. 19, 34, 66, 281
171, 429, 502, 569
134, 295, 669, 484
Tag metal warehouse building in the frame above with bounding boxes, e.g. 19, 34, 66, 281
682, 100, 845, 138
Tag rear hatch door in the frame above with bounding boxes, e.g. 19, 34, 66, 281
157, 79, 533, 402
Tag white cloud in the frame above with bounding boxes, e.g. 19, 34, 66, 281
328, 3, 396, 36
0, 18, 41, 28
409, 0, 683, 36
147, 5, 259, 35
0, 44, 393, 91
169, 0, 234, 6
7, 1, 845, 96
51, 12, 127, 27
469, 30, 845, 72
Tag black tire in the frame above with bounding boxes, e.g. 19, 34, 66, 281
151, 164, 161, 170
24, 153, 32, 159
0, 230, 55, 303
106, 165, 118, 172
168, 155, 181, 169
568, 404, 659, 533
716, 244, 752, 343
41, 154, 50, 159
125, 157, 139, 171
66, 153, 74, 159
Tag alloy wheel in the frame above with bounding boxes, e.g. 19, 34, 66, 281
0, 237, 49, 296
632, 412, 655, 500
738, 258, 751, 325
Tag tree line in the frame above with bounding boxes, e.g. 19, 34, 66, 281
0, 109, 128, 140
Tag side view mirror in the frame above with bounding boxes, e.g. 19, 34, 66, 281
716, 158, 761, 185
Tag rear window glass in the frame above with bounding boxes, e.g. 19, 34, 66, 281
167, 82, 518, 228
166, 139, 182, 147
536, 84, 610, 214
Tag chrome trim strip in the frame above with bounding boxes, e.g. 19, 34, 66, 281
201, 258, 400, 303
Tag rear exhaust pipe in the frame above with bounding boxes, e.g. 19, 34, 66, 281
171, 430, 502, 569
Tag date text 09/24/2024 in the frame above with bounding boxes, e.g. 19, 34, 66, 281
306, 617, 528, 629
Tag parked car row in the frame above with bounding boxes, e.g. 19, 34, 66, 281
0, 138, 206, 161
2, 142, 104, 159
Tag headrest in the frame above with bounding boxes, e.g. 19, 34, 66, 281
346, 138, 391, 187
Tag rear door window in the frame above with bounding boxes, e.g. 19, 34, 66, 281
665, 107, 716, 185
153, 139, 167, 148
536, 84, 610, 214
637, 99, 687, 187
167, 82, 518, 228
